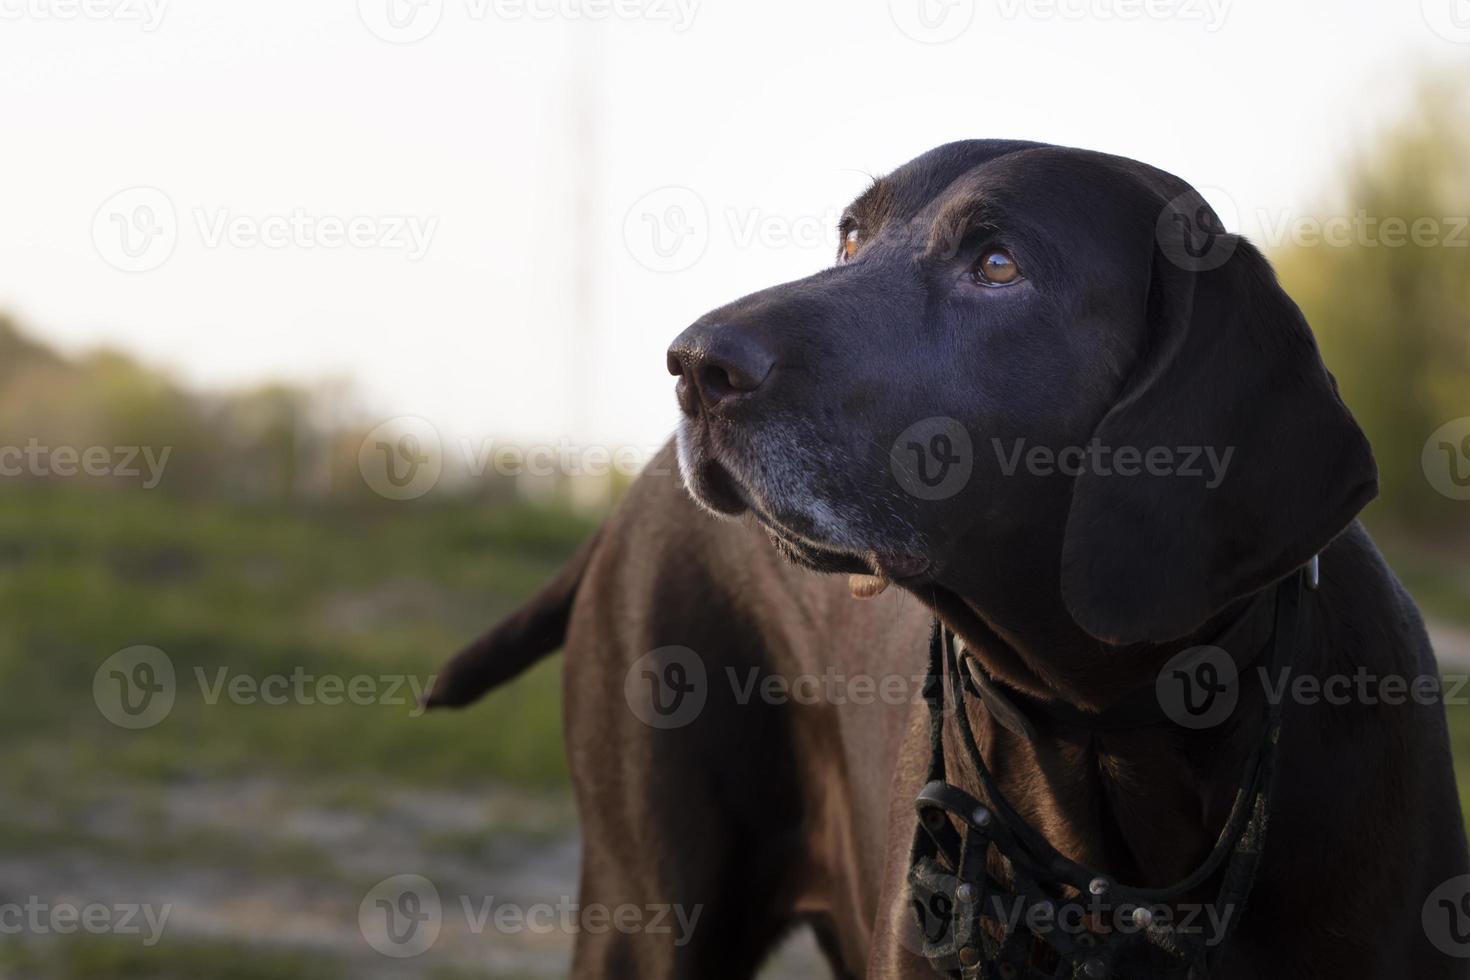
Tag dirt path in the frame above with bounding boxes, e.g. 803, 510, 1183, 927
0, 776, 825, 979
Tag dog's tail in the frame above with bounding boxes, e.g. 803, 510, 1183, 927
423, 526, 603, 710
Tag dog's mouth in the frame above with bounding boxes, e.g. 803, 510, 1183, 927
678, 444, 750, 517
676, 418, 933, 593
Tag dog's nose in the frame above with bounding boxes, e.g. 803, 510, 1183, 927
666, 322, 776, 415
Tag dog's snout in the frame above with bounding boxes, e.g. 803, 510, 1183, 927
667, 322, 776, 415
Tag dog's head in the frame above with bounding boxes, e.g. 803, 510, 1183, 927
668, 140, 1376, 646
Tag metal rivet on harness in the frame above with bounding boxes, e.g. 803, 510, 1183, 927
1087, 876, 1109, 897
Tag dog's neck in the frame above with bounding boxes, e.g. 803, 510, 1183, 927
928, 517, 1250, 710
921, 523, 1272, 886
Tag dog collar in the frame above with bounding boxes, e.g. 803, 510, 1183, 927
907, 564, 1313, 979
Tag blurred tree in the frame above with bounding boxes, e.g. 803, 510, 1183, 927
0, 313, 63, 386
0, 317, 511, 504
1274, 72, 1470, 536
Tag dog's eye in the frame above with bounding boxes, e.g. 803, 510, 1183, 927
840, 228, 861, 263
971, 248, 1022, 286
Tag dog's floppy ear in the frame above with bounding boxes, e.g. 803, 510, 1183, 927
1060, 204, 1377, 645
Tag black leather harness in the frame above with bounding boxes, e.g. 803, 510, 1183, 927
907, 564, 1315, 979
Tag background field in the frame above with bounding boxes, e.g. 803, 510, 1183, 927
0, 488, 585, 979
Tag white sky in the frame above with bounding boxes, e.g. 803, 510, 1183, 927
1, 0, 1465, 451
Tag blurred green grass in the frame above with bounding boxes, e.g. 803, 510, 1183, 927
0, 484, 595, 798
2, 483, 1467, 807
0, 485, 592, 977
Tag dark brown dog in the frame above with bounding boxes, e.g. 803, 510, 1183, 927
428, 141, 1470, 978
